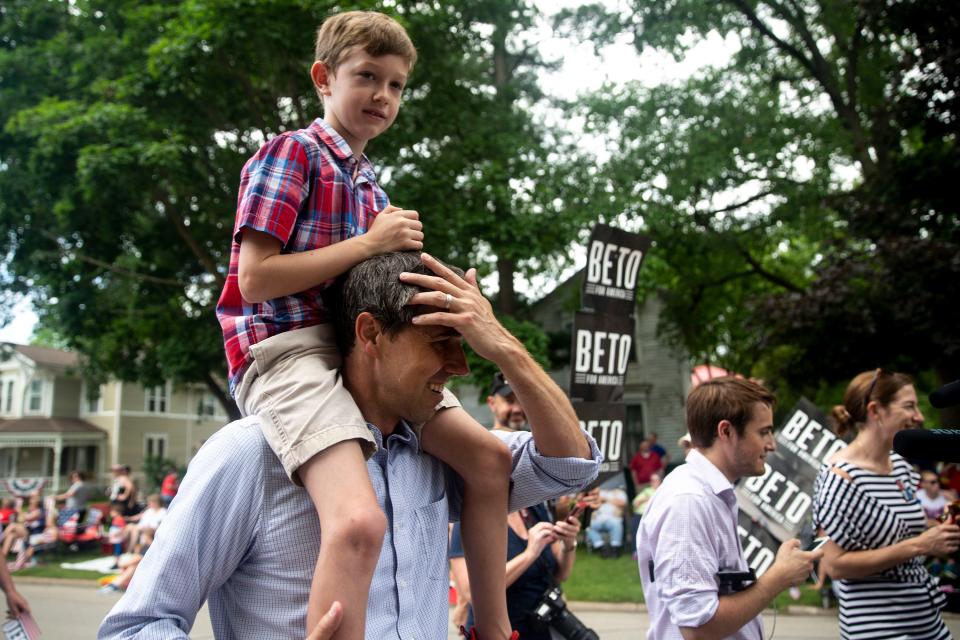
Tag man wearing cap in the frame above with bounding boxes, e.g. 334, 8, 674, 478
487, 373, 529, 432
449, 372, 586, 638
100, 252, 600, 640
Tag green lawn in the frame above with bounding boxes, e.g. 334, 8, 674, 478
12, 548, 105, 582
562, 551, 827, 608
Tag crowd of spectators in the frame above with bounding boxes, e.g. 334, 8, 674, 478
0, 463, 174, 595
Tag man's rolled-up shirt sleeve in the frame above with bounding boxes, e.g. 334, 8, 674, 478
448, 430, 600, 520
500, 430, 601, 512
656, 493, 722, 629
98, 427, 263, 639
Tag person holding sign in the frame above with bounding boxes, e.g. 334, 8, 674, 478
813, 369, 960, 640
637, 377, 821, 639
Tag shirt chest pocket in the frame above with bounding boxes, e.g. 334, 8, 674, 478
414, 498, 449, 581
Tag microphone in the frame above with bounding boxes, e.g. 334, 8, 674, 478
893, 429, 960, 462
931, 380, 960, 409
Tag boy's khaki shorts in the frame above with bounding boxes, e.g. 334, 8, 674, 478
234, 324, 459, 484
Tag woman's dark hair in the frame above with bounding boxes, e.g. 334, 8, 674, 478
831, 368, 914, 437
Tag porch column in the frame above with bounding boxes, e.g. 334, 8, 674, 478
52, 437, 63, 492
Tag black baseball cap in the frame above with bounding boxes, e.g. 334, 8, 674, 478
489, 372, 513, 397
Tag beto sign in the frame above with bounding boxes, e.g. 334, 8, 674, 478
570, 311, 634, 403
581, 224, 651, 315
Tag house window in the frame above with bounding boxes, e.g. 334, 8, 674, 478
86, 386, 102, 413
4, 380, 13, 413
198, 393, 216, 418
145, 384, 168, 413
27, 379, 42, 413
145, 434, 168, 460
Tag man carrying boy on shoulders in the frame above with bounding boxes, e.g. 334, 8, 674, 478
215, 11, 517, 639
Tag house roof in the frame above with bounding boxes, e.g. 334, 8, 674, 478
0, 417, 106, 435
1, 343, 79, 371
14, 344, 79, 369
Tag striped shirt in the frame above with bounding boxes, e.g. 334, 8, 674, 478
98, 417, 601, 639
215, 119, 389, 392
637, 449, 763, 640
813, 453, 949, 639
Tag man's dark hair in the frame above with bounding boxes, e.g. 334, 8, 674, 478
328, 251, 463, 355
686, 377, 776, 449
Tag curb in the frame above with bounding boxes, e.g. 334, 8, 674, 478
13, 576, 99, 586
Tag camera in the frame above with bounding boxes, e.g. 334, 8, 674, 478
532, 587, 599, 640
717, 569, 756, 595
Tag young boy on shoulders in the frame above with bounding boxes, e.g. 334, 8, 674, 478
215, 11, 514, 640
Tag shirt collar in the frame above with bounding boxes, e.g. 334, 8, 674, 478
686, 449, 736, 498
367, 421, 418, 451
310, 118, 376, 179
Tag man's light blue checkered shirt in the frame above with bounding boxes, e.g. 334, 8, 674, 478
99, 416, 601, 639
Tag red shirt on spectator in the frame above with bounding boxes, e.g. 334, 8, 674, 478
0, 506, 16, 525
161, 472, 179, 499
629, 442, 663, 486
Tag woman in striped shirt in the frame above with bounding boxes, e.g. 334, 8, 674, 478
813, 369, 960, 639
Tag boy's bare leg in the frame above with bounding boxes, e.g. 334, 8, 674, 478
421, 407, 512, 640
300, 440, 387, 640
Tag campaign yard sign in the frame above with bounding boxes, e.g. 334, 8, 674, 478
735, 398, 840, 569
574, 401, 626, 477
569, 311, 635, 403
581, 224, 652, 316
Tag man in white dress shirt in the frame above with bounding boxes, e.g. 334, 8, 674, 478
636, 377, 821, 640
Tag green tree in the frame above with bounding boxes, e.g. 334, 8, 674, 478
1, 0, 591, 411
560, 0, 959, 401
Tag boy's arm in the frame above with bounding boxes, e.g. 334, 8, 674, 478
238, 207, 424, 303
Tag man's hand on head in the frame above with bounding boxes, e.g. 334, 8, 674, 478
399, 252, 521, 363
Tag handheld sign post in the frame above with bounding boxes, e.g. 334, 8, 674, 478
570, 224, 651, 483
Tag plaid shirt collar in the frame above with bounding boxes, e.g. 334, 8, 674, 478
310, 118, 377, 182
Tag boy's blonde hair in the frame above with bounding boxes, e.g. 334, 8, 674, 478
315, 11, 417, 75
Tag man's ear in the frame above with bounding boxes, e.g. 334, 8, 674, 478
716, 419, 734, 442
310, 61, 332, 97
355, 312, 383, 357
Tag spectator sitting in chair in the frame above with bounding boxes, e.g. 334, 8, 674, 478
2, 496, 45, 559
100, 528, 155, 594
4, 497, 59, 571
0, 499, 17, 528
585, 485, 628, 558
121, 494, 166, 553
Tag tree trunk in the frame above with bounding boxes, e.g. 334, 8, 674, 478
496, 256, 517, 315
204, 370, 241, 421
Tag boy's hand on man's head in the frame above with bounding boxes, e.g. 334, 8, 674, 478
363, 205, 424, 254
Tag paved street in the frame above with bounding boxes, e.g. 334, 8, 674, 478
15, 578, 960, 638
